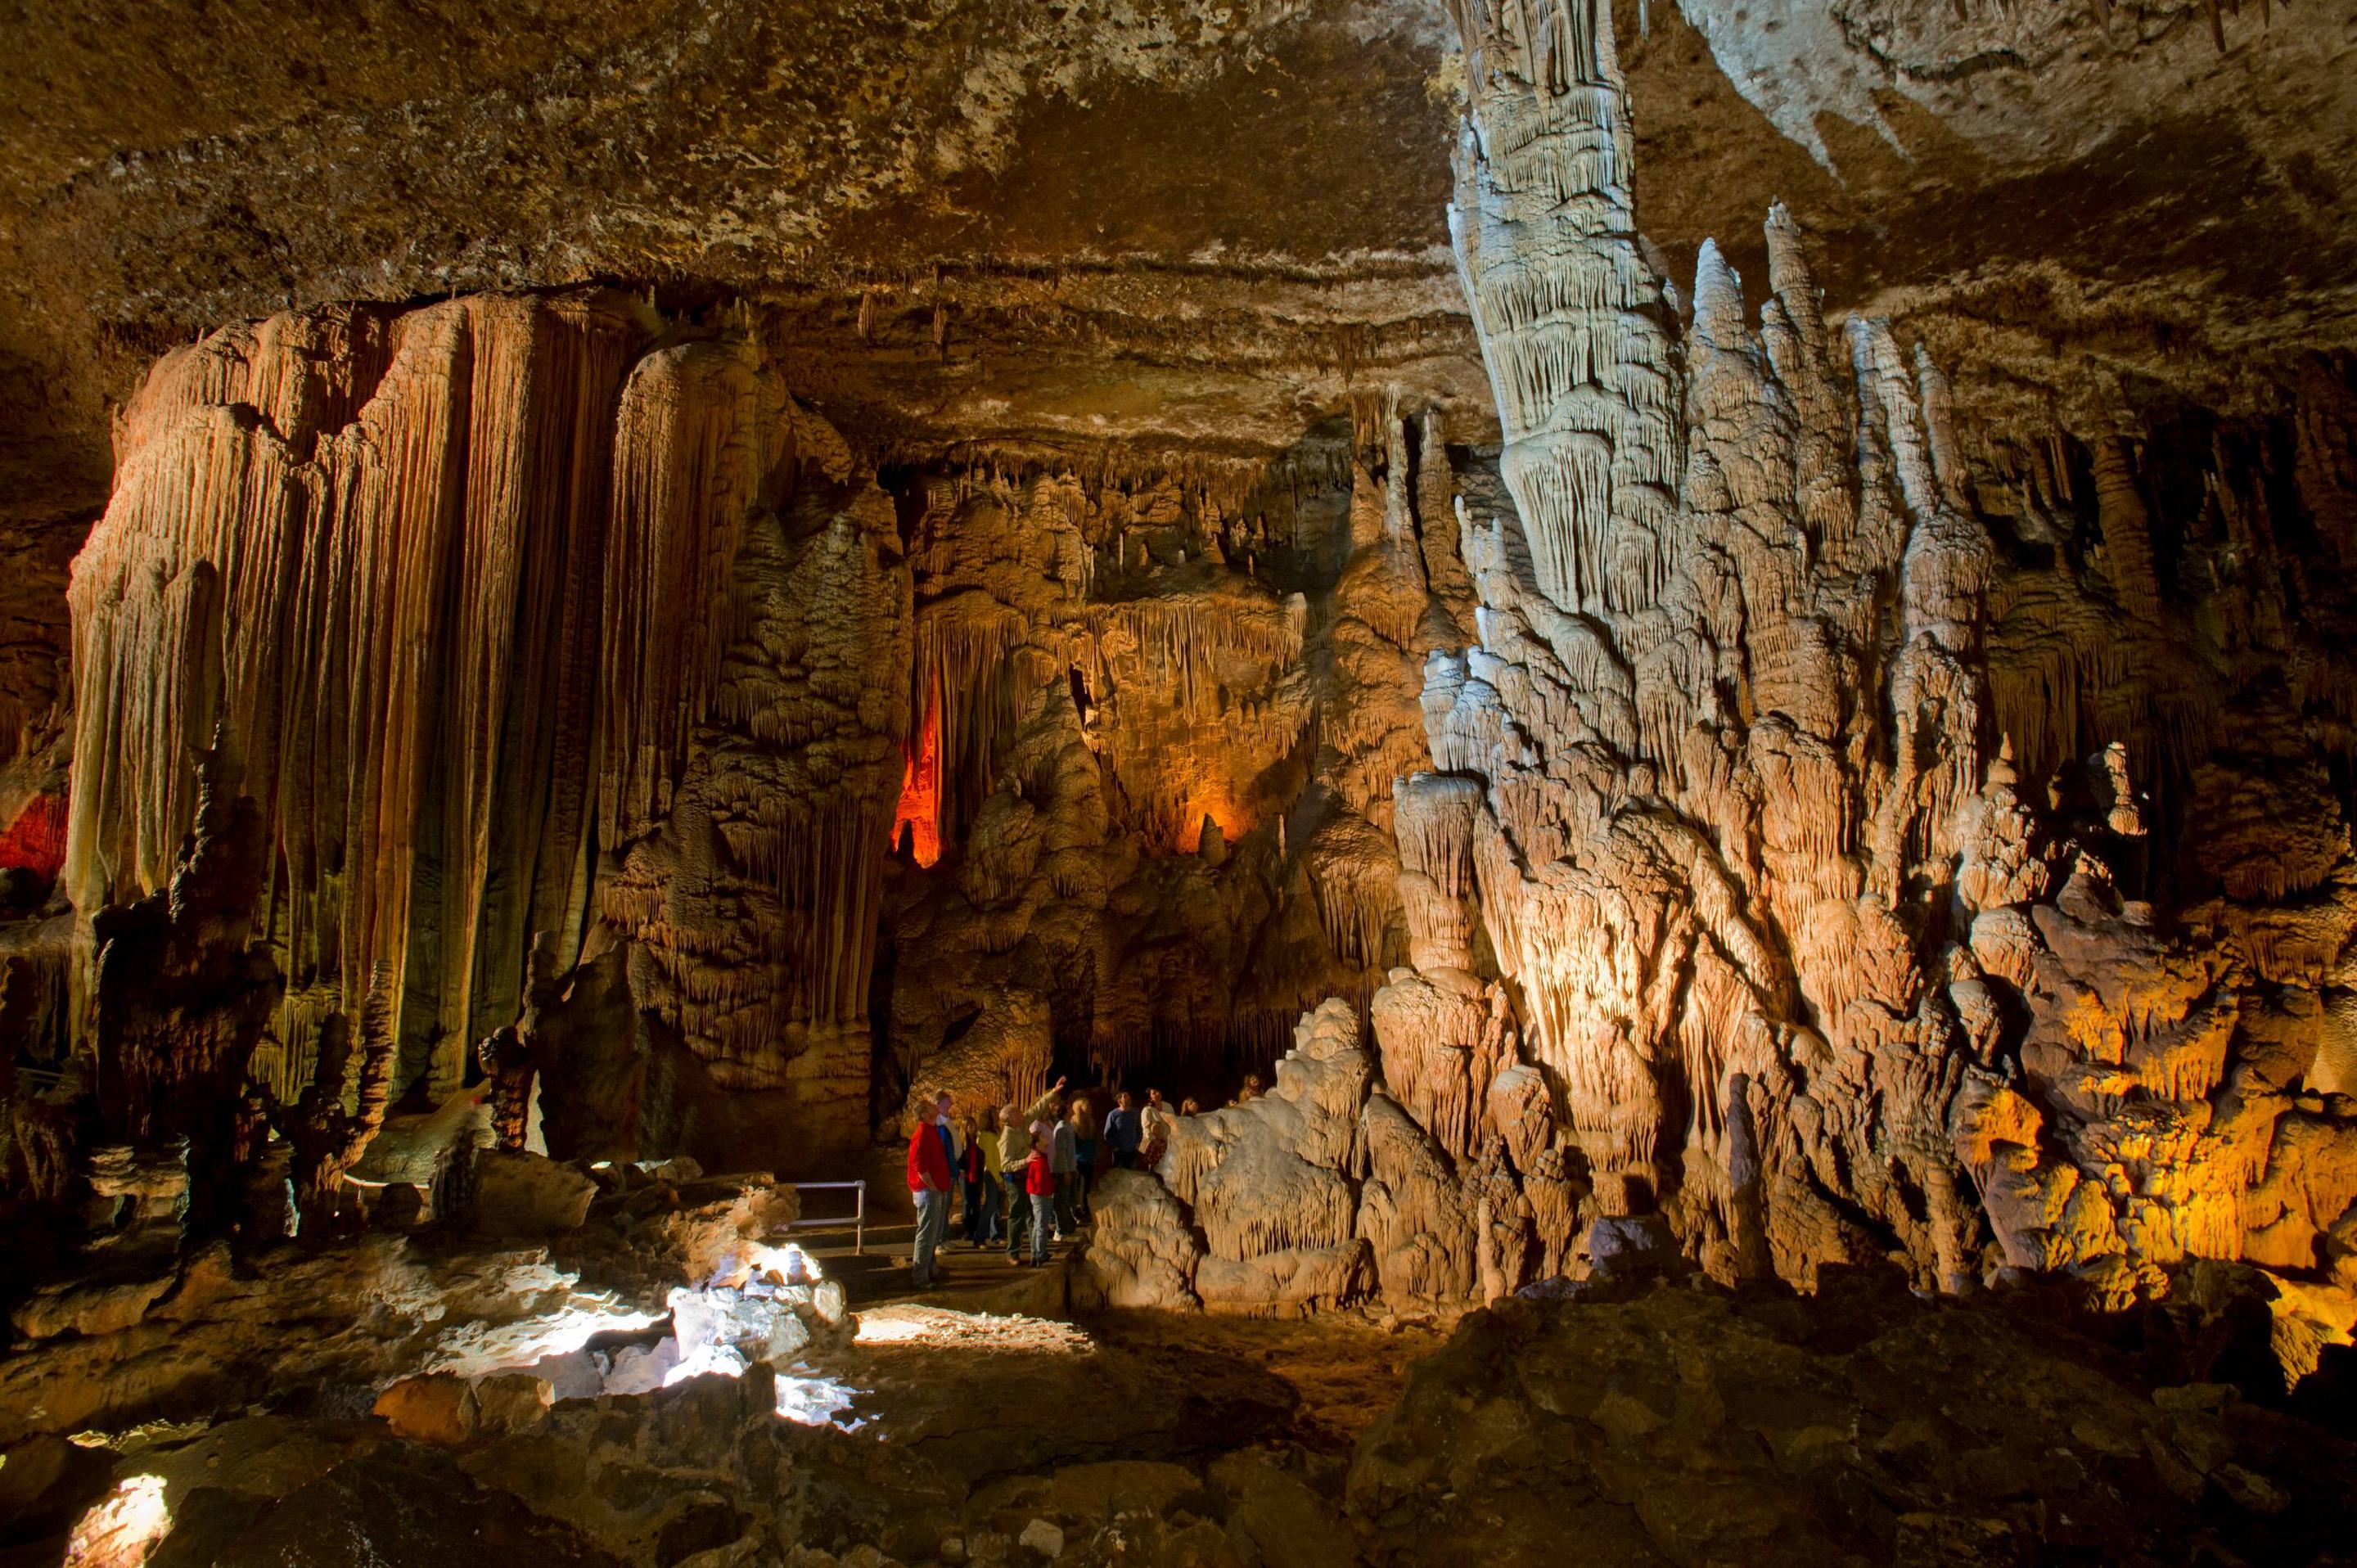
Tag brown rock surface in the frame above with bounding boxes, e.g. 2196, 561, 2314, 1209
1350, 1271, 2357, 1566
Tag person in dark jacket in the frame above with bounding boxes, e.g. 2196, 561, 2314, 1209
906, 1089, 955, 1288
960, 1109, 1002, 1245
1103, 1092, 1142, 1169
1069, 1097, 1100, 1222
1049, 1104, 1080, 1238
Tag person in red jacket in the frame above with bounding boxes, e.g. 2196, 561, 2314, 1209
1021, 1122, 1057, 1266
907, 1089, 955, 1288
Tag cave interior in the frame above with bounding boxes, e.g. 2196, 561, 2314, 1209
6, 0, 2357, 1562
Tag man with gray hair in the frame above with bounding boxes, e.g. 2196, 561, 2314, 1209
1001, 1075, 1067, 1264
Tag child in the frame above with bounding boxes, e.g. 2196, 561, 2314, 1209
1023, 1121, 1056, 1265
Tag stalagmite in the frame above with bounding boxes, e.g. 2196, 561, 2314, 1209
262, 959, 399, 1235
1110, 0, 2357, 1324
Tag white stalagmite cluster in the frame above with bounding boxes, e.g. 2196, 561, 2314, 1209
1091, 0, 2357, 1347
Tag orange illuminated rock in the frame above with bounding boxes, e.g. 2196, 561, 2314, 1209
371, 1373, 475, 1444
895, 687, 944, 868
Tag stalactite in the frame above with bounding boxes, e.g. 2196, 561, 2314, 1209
599, 334, 783, 848
2090, 436, 2164, 620
1080, 595, 1308, 716
67, 292, 929, 1116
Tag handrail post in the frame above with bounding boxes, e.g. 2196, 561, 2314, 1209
773, 1178, 868, 1255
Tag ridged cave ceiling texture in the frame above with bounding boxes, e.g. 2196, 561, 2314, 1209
7, 0, 2357, 1558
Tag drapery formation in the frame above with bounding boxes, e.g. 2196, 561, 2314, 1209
66, 300, 909, 1100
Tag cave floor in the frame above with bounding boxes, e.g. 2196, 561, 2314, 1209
795, 1206, 1450, 1459
831, 1301, 1448, 1468
800, 1213, 1076, 1313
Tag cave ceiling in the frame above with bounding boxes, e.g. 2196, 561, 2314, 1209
1, 0, 2351, 511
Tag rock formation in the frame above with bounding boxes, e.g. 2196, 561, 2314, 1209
1070, 0, 2357, 1374
1351, 1266, 2357, 1567
58, 298, 919, 1176
7, 6, 2357, 1549
1377, 0, 2357, 1327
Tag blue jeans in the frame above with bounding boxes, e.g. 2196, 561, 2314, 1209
1029, 1185, 1053, 1262
965, 1172, 1003, 1242
913, 1186, 951, 1286
1005, 1174, 1032, 1255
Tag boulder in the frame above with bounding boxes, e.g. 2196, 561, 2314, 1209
1586, 1213, 1683, 1282
471, 1373, 552, 1435
668, 1282, 834, 1370
372, 1374, 475, 1444
1017, 1518, 1066, 1558
602, 1338, 682, 1395
11, 1269, 175, 1340
1042, 1461, 1206, 1524
471, 1151, 597, 1237
1210, 1450, 1354, 1568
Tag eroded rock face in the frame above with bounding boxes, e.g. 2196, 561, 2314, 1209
874, 462, 1369, 1119
1082, 1000, 1483, 1317
1316, 0, 2357, 1326
53, 296, 913, 1176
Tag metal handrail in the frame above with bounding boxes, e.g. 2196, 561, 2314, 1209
782, 1179, 867, 1255
324, 1165, 871, 1255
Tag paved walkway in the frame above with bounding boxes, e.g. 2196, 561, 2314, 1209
792, 1205, 1087, 1315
